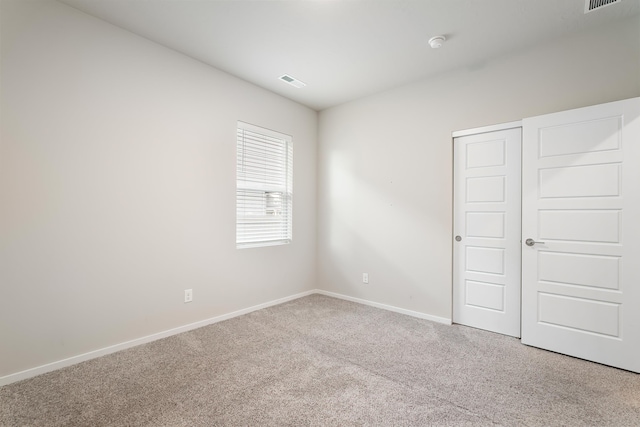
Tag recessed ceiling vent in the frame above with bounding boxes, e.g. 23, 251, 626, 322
584, 0, 619, 13
279, 74, 306, 88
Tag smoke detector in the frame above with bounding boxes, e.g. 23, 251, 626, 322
428, 35, 446, 49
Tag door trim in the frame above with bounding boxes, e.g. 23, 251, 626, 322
452, 120, 522, 138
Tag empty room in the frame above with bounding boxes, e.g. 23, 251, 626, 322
1, 0, 639, 425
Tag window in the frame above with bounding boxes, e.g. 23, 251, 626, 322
236, 121, 293, 248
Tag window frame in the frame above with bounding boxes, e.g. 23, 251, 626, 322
236, 121, 293, 249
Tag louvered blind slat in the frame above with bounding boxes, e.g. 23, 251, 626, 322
236, 122, 292, 248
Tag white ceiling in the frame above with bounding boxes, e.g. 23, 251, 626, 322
59, 0, 640, 111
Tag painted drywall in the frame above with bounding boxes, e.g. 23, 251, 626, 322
0, 0, 317, 378
317, 15, 640, 320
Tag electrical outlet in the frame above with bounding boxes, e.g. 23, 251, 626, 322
184, 289, 193, 303
363, 273, 369, 284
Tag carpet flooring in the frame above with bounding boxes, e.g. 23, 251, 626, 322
1, 294, 639, 426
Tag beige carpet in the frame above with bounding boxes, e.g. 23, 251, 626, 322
1, 294, 639, 426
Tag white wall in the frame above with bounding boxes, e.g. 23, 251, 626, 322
0, 0, 317, 378
317, 16, 640, 320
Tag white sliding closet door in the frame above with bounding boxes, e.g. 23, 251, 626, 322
521, 97, 640, 373
453, 127, 522, 338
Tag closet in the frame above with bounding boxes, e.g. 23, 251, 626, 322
453, 97, 640, 373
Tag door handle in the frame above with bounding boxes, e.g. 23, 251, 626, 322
525, 238, 545, 246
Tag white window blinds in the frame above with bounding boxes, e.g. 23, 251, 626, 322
236, 122, 293, 248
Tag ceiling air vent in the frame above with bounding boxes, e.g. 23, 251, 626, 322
279, 74, 306, 88
584, 0, 619, 13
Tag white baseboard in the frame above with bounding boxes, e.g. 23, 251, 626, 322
0, 290, 315, 387
314, 289, 452, 325
0, 288, 450, 387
